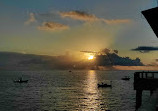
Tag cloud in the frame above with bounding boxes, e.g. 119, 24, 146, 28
96, 49, 143, 66
59, 10, 131, 24
59, 11, 98, 21
25, 13, 37, 25
114, 50, 118, 54
80, 51, 97, 53
102, 19, 131, 24
113, 66, 158, 70
38, 22, 69, 31
80, 49, 143, 66
131, 46, 158, 53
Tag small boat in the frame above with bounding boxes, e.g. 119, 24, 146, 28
14, 80, 28, 83
13, 77, 28, 83
121, 76, 130, 80
98, 81, 112, 88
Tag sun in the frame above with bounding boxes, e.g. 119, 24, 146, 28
88, 55, 94, 60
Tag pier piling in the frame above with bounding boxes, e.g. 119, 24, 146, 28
134, 71, 158, 110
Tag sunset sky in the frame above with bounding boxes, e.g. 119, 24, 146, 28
1, 0, 158, 65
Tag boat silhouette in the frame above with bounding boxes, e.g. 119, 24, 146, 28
121, 76, 130, 80
13, 77, 28, 83
98, 81, 112, 88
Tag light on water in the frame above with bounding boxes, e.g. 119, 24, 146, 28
0, 70, 151, 111
82, 70, 101, 110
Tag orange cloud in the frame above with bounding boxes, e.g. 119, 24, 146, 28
60, 11, 98, 21
38, 22, 69, 31
59, 10, 131, 24
102, 19, 131, 24
98, 66, 158, 70
113, 66, 158, 70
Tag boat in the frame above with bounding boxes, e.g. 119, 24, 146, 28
13, 77, 28, 83
121, 76, 130, 80
69, 70, 72, 72
14, 80, 28, 83
98, 81, 112, 88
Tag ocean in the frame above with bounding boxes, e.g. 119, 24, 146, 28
0, 70, 151, 111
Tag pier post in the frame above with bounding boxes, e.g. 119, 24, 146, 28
136, 90, 142, 110
150, 90, 154, 96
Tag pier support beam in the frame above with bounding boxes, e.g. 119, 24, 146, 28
136, 90, 142, 110
150, 90, 154, 96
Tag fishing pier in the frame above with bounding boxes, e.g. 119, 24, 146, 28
134, 71, 158, 110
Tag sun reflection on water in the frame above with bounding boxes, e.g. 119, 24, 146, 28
80, 70, 107, 110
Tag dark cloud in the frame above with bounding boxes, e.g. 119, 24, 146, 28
0, 50, 143, 70
81, 48, 143, 66
97, 48, 119, 55
95, 53, 143, 66
99, 48, 111, 54
38, 22, 69, 31
80, 51, 97, 53
131, 46, 158, 53
114, 50, 118, 54
0, 52, 76, 70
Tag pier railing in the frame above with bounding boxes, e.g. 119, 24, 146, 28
134, 71, 158, 90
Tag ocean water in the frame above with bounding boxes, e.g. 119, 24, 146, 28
0, 70, 151, 111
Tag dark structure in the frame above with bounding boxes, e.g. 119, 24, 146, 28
136, 5, 158, 111
134, 71, 158, 109
142, 7, 158, 38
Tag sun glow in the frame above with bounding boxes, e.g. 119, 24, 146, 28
88, 55, 94, 60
